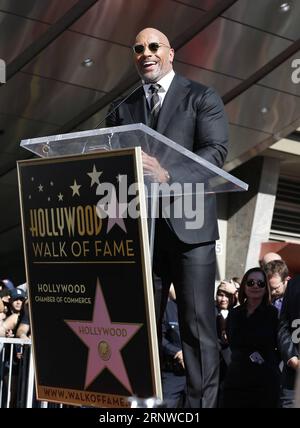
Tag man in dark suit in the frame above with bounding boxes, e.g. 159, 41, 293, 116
107, 28, 228, 408
278, 275, 300, 408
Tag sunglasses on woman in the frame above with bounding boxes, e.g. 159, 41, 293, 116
246, 279, 266, 288
132, 42, 170, 55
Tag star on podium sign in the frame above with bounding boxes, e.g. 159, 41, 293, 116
96, 187, 127, 234
65, 278, 142, 393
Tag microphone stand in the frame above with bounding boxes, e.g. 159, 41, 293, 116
93, 83, 143, 130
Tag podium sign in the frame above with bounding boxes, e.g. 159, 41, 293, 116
17, 148, 161, 407
19, 123, 248, 407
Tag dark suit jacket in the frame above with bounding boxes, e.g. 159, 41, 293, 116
162, 298, 185, 375
278, 276, 300, 389
107, 74, 228, 244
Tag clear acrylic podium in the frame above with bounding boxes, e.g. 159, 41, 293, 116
21, 123, 248, 256
19, 124, 248, 406
21, 123, 247, 194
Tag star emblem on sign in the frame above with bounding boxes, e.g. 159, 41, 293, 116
96, 187, 127, 234
87, 164, 103, 187
65, 278, 142, 392
70, 179, 81, 197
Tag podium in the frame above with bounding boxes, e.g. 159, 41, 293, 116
18, 124, 247, 407
21, 123, 248, 256
20, 123, 247, 194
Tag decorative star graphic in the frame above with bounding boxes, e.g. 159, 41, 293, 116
28, 195, 32, 200
50, 181, 54, 187
87, 164, 102, 187
58, 193, 64, 202
106, 200, 128, 234
96, 188, 127, 234
65, 278, 141, 392
70, 179, 81, 197
48, 197, 51, 202
38, 184, 43, 192
31, 177, 34, 182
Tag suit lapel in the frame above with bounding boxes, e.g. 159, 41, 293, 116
128, 87, 149, 125
156, 75, 190, 134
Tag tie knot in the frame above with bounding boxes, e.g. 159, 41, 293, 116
150, 83, 161, 94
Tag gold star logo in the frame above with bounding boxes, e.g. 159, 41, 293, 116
70, 180, 81, 197
87, 164, 102, 187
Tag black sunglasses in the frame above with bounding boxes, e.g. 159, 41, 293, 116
246, 279, 266, 288
132, 42, 170, 55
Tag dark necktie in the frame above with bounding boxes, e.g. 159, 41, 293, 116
149, 84, 161, 129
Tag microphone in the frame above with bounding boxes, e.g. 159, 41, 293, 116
94, 83, 144, 130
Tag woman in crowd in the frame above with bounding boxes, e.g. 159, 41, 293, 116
221, 267, 280, 408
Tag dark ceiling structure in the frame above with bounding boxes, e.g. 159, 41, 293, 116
1, 0, 300, 282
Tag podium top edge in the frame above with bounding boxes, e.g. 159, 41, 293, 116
20, 124, 152, 146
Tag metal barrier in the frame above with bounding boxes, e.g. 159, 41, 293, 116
0, 338, 70, 408
0, 338, 36, 408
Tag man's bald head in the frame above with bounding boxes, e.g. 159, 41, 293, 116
135, 28, 171, 47
133, 28, 174, 83
262, 252, 282, 266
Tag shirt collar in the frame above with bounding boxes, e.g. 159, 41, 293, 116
143, 70, 175, 96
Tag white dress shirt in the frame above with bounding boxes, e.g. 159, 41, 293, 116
143, 70, 175, 108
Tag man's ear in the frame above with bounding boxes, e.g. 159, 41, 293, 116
169, 48, 175, 64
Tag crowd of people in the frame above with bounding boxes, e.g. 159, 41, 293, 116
0, 279, 30, 340
161, 252, 300, 408
1, 250, 299, 408
0, 279, 30, 407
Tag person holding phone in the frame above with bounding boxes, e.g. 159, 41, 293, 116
221, 268, 280, 408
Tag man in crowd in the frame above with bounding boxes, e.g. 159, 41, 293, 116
278, 275, 300, 407
264, 259, 289, 315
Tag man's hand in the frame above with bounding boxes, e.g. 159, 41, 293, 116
142, 151, 169, 183
287, 356, 300, 370
5, 329, 14, 338
174, 350, 185, 369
